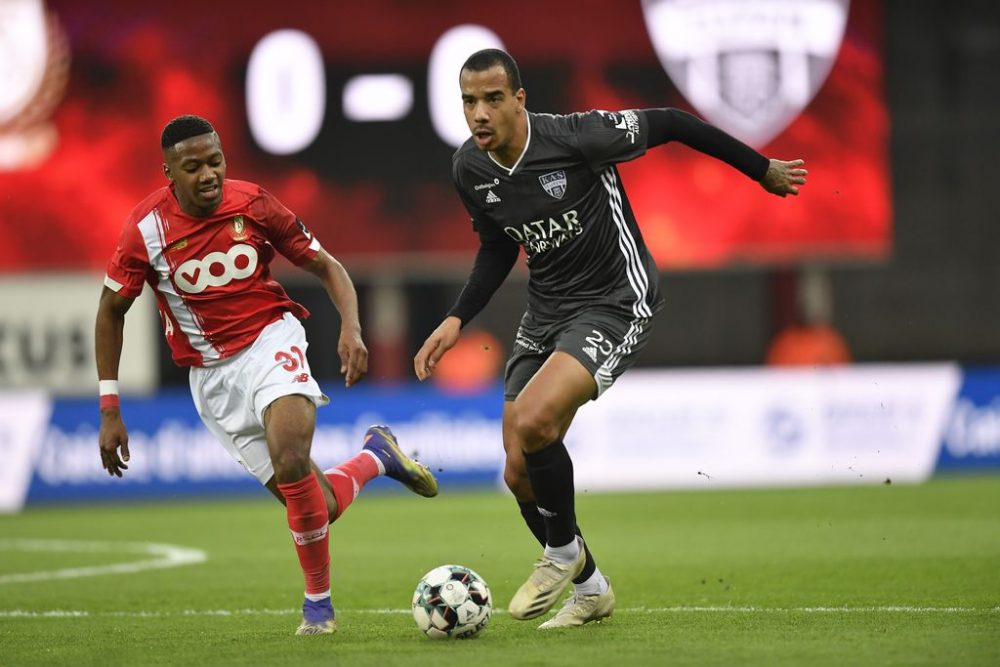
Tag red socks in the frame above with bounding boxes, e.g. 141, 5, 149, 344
277, 453, 380, 596
277, 474, 330, 596
324, 451, 381, 520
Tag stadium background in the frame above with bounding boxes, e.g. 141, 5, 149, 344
1, 0, 999, 504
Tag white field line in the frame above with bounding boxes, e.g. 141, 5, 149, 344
1, 541, 996, 616
0, 539, 207, 585
0, 606, 997, 619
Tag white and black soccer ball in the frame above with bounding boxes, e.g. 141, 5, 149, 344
411, 564, 492, 639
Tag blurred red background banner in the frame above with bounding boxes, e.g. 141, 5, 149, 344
0, 0, 888, 272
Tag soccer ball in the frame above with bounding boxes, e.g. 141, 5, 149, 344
411, 564, 492, 639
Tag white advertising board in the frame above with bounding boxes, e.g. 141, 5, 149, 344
569, 365, 962, 491
0, 273, 158, 394
0, 390, 51, 512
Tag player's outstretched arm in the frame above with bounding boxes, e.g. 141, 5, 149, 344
641, 109, 808, 197
414, 316, 462, 381
301, 249, 368, 387
759, 159, 808, 197
95, 287, 134, 477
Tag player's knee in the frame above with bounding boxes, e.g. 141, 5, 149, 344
270, 446, 312, 481
267, 416, 314, 475
512, 407, 560, 452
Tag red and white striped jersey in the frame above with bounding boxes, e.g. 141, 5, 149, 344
104, 179, 321, 367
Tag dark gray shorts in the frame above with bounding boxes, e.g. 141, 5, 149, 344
504, 306, 654, 401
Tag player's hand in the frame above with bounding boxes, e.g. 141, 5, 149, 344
759, 158, 807, 197
414, 317, 462, 381
338, 327, 368, 387
98, 409, 130, 478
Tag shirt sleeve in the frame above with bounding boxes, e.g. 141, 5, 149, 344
446, 161, 520, 325
104, 222, 150, 298
256, 188, 321, 265
576, 109, 650, 172
446, 226, 520, 326
642, 107, 769, 181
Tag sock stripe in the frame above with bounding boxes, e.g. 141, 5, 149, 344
360, 449, 385, 475
290, 524, 328, 546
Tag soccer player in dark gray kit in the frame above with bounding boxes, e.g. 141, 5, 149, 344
414, 49, 807, 628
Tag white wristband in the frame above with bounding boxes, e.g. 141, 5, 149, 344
98, 380, 120, 396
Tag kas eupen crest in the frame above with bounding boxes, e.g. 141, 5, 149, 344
640, 0, 849, 147
539, 170, 567, 200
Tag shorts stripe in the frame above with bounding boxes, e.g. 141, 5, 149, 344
594, 317, 647, 396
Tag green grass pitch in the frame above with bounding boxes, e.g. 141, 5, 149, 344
1, 475, 998, 666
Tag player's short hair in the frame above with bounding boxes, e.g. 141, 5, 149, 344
160, 115, 216, 150
461, 49, 522, 91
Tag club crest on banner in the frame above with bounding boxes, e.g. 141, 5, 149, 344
539, 170, 567, 199
640, 0, 849, 148
0, 0, 70, 170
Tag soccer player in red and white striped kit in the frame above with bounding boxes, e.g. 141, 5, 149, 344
95, 115, 438, 636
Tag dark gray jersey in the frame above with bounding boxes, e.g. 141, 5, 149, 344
452, 110, 664, 322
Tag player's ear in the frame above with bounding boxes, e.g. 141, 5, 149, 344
162, 163, 172, 182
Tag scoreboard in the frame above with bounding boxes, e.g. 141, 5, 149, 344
0, 0, 889, 272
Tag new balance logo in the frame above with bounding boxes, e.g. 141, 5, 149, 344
485, 189, 501, 204
582, 346, 598, 363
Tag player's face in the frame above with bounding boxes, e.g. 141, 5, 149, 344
162, 132, 227, 217
460, 65, 525, 162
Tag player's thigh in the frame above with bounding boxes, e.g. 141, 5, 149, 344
263, 394, 316, 458
504, 315, 594, 440
515, 351, 596, 431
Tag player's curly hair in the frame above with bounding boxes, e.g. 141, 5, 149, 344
461, 49, 522, 91
160, 115, 215, 149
